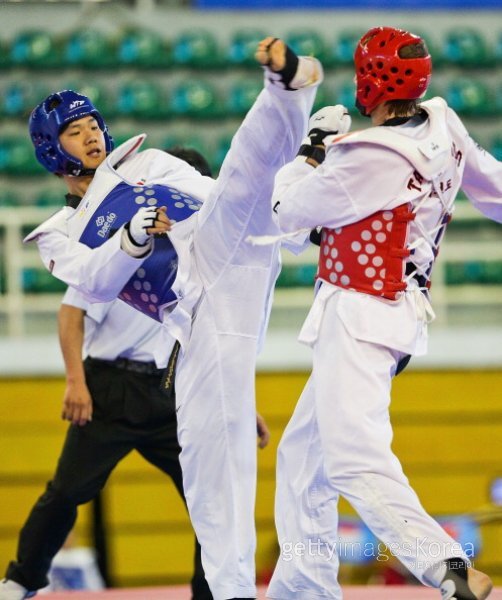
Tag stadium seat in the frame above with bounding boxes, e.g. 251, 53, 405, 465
446, 261, 502, 285
0, 137, 45, 176
117, 28, 171, 69
286, 29, 330, 66
211, 132, 234, 174
2, 81, 48, 120
489, 135, 502, 161
35, 189, 64, 207
331, 29, 365, 66
0, 190, 22, 207
162, 134, 209, 160
23, 268, 67, 294
444, 78, 495, 117
172, 29, 222, 69
333, 77, 356, 110
62, 81, 113, 120
227, 29, 267, 68
64, 29, 117, 69
169, 80, 221, 119
225, 77, 263, 116
0, 39, 11, 69
441, 28, 494, 68
277, 264, 317, 288
116, 79, 167, 120
10, 30, 63, 69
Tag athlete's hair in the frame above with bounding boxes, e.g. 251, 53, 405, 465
164, 146, 213, 178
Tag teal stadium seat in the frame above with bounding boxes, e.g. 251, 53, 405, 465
162, 134, 209, 160
0, 137, 45, 177
286, 29, 330, 66
172, 29, 222, 69
277, 264, 317, 288
23, 268, 67, 294
227, 29, 267, 68
169, 80, 221, 119
64, 29, 117, 69
441, 28, 494, 68
2, 81, 49, 120
334, 77, 356, 111
446, 261, 502, 285
10, 30, 63, 69
226, 78, 263, 117
331, 29, 365, 67
117, 28, 171, 69
116, 79, 167, 120
490, 135, 502, 161
444, 78, 495, 117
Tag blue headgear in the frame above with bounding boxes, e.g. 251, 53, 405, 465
29, 90, 114, 176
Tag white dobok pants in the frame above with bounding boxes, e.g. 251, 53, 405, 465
267, 290, 466, 600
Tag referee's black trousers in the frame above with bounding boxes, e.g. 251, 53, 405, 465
6, 358, 212, 599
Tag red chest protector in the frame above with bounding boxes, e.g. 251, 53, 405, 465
317, 203, 415, 301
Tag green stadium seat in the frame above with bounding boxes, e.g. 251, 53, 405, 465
225, 78, 262, 116
23, 268, 67, 294
10, 30, 63, 69
64, 29, 117, 69
0, 190, 22, 207
441, 28, 494, 68
0, 39, 11, 69
286, 29, 329, 66
331, 29, 365, 67
35, 189, 64, 207
117, 28, 171, 69
277, 264, 317, 288
496, 31, 502, 64
2, 81, 48, 120
211, 132, 234, 175
311, 83, 330, 113
169, 80, 221, 119
0, 137, 45, 177
444, 78, 495, 117
227, 29, 266, 68
172, 29, 222, 69
116, 80, 167, 120
445, 261, 502, 285
162, 134, 209, 160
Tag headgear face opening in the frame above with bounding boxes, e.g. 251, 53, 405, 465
354, 27, 432, 117
29, 90, 114, 176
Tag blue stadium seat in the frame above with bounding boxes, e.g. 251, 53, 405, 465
23, 268, 67, 294
116, 80, 167, 120
169, 80, 222, 119
489, 135, 502, 161
227, 29, 266, 68
441, 28, 494, 68
172, 29, 222, 69
117, 28, 171, 69
286, 29, 330, 66
64, 29, 117, 69
10, 30, 63, 69
225, 78, 262, 117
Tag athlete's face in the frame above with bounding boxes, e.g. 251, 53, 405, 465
59, 115, 106, 171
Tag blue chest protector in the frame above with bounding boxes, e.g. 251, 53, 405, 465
79, 181, 202, 321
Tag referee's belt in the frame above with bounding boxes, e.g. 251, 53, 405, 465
86, 356, 163, 376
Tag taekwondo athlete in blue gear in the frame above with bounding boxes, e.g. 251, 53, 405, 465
23, 38, 323, 600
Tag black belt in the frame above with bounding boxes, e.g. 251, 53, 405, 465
86, 356, 163, 376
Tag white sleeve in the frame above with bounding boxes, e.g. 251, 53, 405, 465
461, 140, 502, 223
61, 287, 112, 324
34, 226, 146, 303
193, 69, 320, 284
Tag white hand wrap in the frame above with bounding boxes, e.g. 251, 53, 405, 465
308, 105, 352, 144
128, 206, 158, 246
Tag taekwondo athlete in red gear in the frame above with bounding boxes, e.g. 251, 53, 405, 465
266, 27, 500, 600
23, 39, 323, 600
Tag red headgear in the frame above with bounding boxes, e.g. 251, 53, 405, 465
354, 27, 432, 116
